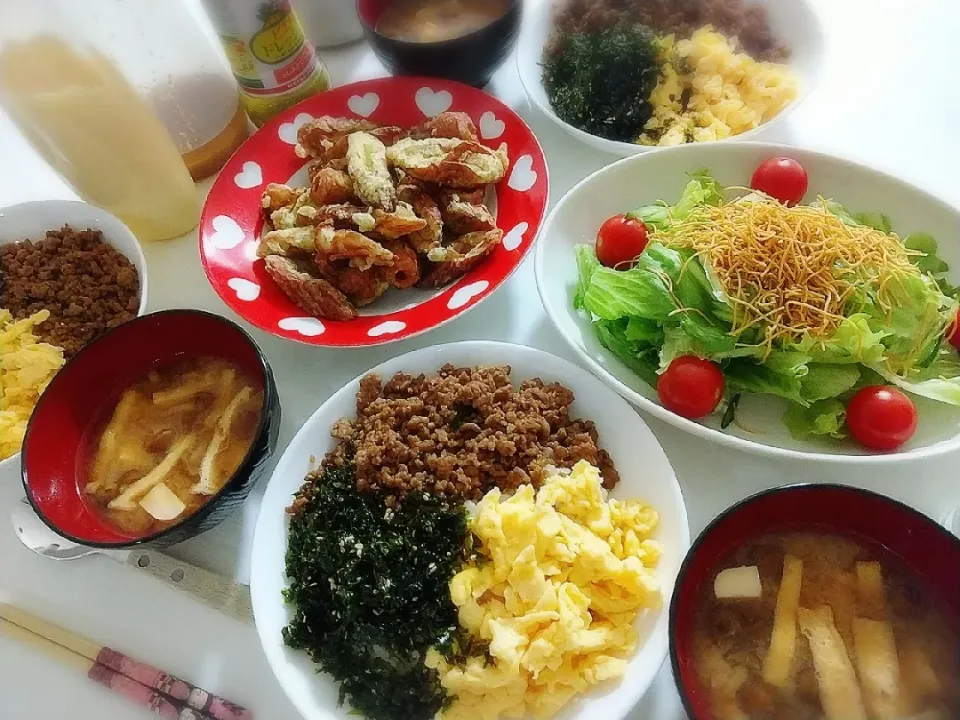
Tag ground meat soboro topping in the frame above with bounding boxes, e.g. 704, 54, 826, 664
0, 226, 139, 357
327, 364, 620, 503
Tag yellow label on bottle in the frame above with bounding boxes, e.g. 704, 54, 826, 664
250, 7, 302, 65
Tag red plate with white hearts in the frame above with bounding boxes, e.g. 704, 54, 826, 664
200, 77, 549, 346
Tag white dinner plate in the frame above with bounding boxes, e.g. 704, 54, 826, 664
517, 0, 825, 155
250, 340, 690, 720
535, 141, 960, 463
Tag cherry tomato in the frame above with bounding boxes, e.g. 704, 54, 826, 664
596, 214, 648, 268
949, 309, 960, 351
750, 157, 809, 206
846, 386, 918, 451
657, 356, 725, 419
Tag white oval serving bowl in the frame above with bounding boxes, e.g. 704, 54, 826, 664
535, 141, 960, 463
250, 340, 690, 720
517, 0, 825, 156
0, 199, 148, 479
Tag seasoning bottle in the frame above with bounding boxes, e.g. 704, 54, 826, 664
200, 0, 331, 127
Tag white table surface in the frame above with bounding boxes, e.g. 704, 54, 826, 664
2, 1, 959, 718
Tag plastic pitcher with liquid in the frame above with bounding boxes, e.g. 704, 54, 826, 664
0, 1, 246, 241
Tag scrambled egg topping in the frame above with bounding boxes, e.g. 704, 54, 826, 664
427, 461, 661, 719
641, 27, 798, 146
0, 309, 64, 460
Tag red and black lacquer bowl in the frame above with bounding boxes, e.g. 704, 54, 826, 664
357, 0, 522, 88
22, 310, 281, 549
669, 484, 960, 719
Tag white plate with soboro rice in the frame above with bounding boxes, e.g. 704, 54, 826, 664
250, 340, 689, 720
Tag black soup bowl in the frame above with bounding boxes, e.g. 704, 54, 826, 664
357, 0, 523, 88
23, 309, 281, 549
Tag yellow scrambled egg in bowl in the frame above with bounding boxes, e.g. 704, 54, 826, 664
0, 309, 64, 461
427, 461, 662, 719
641, 27, 798, 146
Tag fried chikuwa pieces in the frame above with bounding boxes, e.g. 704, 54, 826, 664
387, 137, 509, 188
316, 227, 395, 271
258, 226, 317, 259
442, 197, 496, 233
295, 116, 376, 159
263, 255, 357, 321
381, 239, 420, 289
371, 205, 427, 240
409, 111, 479, 141
347, 132, 396, 210
397, 179, 443, 254
259, 113, 507, 320
420, 229, 502, 288
310, 167, 354, 206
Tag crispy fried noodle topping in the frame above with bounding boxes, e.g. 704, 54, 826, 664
654, 196, 922, 348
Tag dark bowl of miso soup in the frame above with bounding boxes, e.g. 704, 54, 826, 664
670, 484, 960, 720
358, 0, 521, 87
22, 309, 281, 549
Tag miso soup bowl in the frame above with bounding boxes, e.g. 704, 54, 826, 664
357, 0, 522, 87
21, 310, 281, 549
669, 484, 960, 719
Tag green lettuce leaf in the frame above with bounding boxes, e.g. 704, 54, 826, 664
799, 364, 861, 402
784, 399, 847, 440
627, 170, 723, 229
581, 261, 676, 322
574, 243, 602, 309
788, 314, 889, 365
904, 231, 950, 275
870, 347, 960, 406
822, 201, 891, 234
852, 212, 893, 233
624, 316, 663, 345
860, 274, 950, 371
581, 242, 731, 325
724, 356, 806, 405
593, 318, 660, 388
821, 200, 858, 226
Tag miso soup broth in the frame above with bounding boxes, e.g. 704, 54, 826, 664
692, 532, 960, 720
376, 0, 511, 43
81, 356, 263, 536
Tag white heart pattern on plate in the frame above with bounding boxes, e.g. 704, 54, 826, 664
209, 215, 246, 250
502, 222, 528, 251
227, 277, 260, 302
447, 280, 489, 310
508, 155, 537, 192
278, 112, 314, 144
278, 316, 326, 337
233, 161, 263, 190
479, 111, 505, 140
367, 320, 407, 337
415, 87, 453, 117
348, 92, 380, 118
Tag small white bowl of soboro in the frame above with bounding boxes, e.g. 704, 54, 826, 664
0, 200, 147, 475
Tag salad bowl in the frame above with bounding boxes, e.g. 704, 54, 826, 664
535, 142, 960, 462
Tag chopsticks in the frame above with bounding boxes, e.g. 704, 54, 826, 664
0, 602, 252, 720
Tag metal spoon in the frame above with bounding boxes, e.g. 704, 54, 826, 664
12, 501, 253, 623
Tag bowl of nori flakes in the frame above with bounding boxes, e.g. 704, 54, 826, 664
516, 0, 824, 155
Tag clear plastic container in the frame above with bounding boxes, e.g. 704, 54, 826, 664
0, 1, 247, 240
